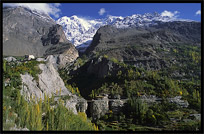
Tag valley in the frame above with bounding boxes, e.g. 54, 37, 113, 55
2, 5, 201, 132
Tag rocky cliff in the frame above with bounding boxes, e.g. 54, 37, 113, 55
3, 6, 78, 58
20, 58, 86, 114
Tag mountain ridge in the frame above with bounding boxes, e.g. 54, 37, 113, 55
3, 6, 78, 59
57, 12, 196, 51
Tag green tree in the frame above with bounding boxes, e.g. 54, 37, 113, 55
127, 97, 148, 124
145, 109, 156, 125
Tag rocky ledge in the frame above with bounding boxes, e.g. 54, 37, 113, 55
20, 56, 85, 115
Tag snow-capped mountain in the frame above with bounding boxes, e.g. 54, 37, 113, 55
57, 12, 192, 51
56, 15, 104, 51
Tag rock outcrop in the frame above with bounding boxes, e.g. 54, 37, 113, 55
20, 58, 85, 114
87, 56, 123, 78
4, 56, 17, 62
90, 96, 109, 121
109, 99, 126, 114
45, 46, 79, 69
89, 95, 127, 121
89, 95, 189, 120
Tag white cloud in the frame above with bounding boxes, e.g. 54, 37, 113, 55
196, 10, 201, 15
3, 3, 61, 18
54, 3, 61, 7
161, 10, 179, 18
98, 8, 106, 16
174, 11, 179, 14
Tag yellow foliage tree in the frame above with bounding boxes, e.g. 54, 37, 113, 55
56, 89, 58, 95
78, 112, 87, 121
60, 88, 62, 95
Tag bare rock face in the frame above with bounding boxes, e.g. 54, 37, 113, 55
110, 100, 125, 113
65, 97, 88, 114
4, 56, 17, 62
41, 24, 69, 46
38, 63, 71, 97
3, 6, 78, 58
21, 73, 43, 100
90, 96, 109, 121
76, 101, 88, 113
57, 46, 79, 68
20, 58, 86, 114
20, 61, 71, 99
89, 95, 127, 121
45, 46, 79, 69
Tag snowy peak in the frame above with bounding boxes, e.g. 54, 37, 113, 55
57, 12, 193, 51
104, 15, 124, 24
70, 15, 78, 19
57, 16, 103, 50
110, 12, 179, 28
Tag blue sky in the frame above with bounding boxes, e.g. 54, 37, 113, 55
57, 3, 201, 21
3, 3, 201, 21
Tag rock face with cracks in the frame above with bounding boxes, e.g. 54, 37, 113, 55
90, 96, 109, 121
20, 58, 86, 114
3, 6, 77, 58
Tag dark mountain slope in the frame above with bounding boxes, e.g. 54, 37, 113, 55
86, 21, 200, 55
85, 21, 200, 70
3, 6, 77, 57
